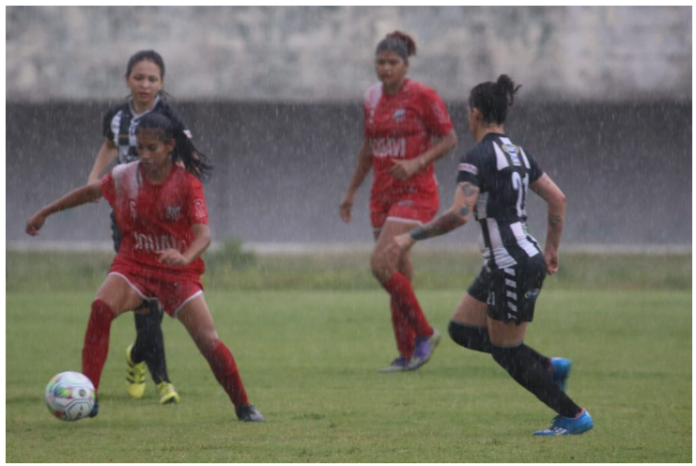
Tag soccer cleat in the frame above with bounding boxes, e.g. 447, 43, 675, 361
89, 397, 99, 418
534, 409, 594, 436
378, 357, 411, 373
408, 329, 442, 371
236, 404, 265, 422
125, 344, 146, 399
157, 382, 181, 405
550, 357, 572, 391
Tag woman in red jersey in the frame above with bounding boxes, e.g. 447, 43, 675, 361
340, 31, 458, 372
27, 113, 264, 422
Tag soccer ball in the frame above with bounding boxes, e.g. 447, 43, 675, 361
44, 371, 95, 421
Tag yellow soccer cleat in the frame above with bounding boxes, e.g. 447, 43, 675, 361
125, 345, 146, 399
157, 382, 181, 405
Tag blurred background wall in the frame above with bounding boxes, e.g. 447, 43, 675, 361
6, 6, 692, 247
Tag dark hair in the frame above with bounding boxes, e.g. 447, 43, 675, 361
375, 31, 417, 61
136, 113, 213, 182
126, 50, 165, 79
468, 74, 522, 125
125, 50, 172, 101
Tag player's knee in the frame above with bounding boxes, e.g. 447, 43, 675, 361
448, 320, 492, 353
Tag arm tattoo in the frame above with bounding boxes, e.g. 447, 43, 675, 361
410, 212, 463, 241
460, 182, 477, 197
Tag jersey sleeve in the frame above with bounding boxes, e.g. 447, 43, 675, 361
187, 176, 209, 225
420, 88, 453, 137
456, 148, 485, 187
100, 173, 116, 207
522, 148, 544, 182
102, 106, 119, 142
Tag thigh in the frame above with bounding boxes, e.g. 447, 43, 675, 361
487, 318, 529, 347
95, 273, 144, 317
177, 294, 219, 351
486, 257, 546, 325
451, 292, 488, 327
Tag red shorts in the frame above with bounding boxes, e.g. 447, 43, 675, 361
108, 265, 204, 318
369, 191, 439, 231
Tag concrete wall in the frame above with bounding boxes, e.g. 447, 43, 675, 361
7, 101, 691, 247
7, 6, 692, 102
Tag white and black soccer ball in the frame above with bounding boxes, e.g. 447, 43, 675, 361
44, 371, 95, 421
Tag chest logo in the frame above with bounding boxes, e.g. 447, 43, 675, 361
502, 143, 521, 166
392, 108, 406, 122
166, 206, 182, 221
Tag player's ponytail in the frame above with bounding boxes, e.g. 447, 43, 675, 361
376, 30, 417, 62
468, 74, 522, 125
136, 113, 213, 182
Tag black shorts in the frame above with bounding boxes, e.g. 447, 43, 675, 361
467, 254, 547, 324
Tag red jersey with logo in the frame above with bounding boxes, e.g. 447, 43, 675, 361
100, 162, 209, 281
363, 78, 453, 200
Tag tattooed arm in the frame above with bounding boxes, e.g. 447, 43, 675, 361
530, 173, 567, 274
393, 182, 480, 251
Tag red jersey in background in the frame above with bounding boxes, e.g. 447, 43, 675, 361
100, 162, 209, 281
363, 78, 453, 201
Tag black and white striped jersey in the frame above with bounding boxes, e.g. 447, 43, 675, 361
102, 96, 191, 165
457, 132, 544, 270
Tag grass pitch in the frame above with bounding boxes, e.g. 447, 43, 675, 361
5, 250, 692, 462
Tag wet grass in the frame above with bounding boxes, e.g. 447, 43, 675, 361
5, 251, 692, 461
6, 249, 692, 292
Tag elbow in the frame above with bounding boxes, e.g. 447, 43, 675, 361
447, 131, 458, 151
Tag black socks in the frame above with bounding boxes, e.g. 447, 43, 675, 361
131, 301, 170, 385
491, 344, 581, 418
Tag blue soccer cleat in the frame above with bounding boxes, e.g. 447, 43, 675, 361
408, 329, 442, 371
550, 357, 572, 391
534, 409, 593, 436
89, 397, 99, 418
378, 357, 411, 374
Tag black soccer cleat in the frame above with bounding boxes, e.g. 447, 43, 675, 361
236, 404, 265, 422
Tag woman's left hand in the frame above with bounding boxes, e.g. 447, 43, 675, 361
389, 158, 423, 181
157, 249, 189, 266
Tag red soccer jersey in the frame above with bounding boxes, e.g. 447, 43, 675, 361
100, 162, 209, 281
363, 78, 453, 199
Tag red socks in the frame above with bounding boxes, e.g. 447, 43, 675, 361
82, 299, 115, 390
201, 340, 250, 408
382, 272, 433, 357
390, 296, 415, 359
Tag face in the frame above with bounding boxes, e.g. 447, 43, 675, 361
126, 60, 164, 108
136, 129, 174, 174
374, 50, 408, 89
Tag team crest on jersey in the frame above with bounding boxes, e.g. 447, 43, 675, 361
502, 143, 521, 166
166, 206, 182, 221
392, 108, 406, 122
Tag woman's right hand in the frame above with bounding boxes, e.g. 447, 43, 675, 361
339, 196, 354, 223
544, 248, 559, 275
26, 211, 47, 236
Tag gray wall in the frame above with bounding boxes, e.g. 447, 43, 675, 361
7, 6, 692, 102
8, 101, 691, 247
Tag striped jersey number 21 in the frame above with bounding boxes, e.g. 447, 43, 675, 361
511, 171, 529, 218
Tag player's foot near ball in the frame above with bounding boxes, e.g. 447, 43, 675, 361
378, 356, 411, 373
534, 409, 593, 436
89, 398, 99, 418
550, 357, 572, 391
408, 328, 442, 371
236, 404, 265, 422
157, 382, 180, 405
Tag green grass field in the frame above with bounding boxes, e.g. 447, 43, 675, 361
6, 250, 692, 462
